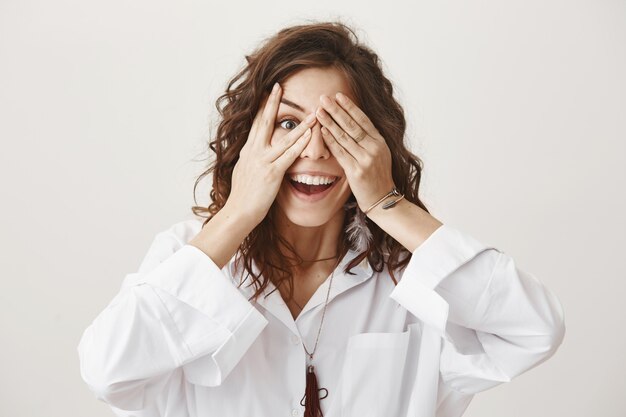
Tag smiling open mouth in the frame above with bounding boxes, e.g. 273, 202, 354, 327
288, 180, 334, 195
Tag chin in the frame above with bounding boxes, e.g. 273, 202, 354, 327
280, 209, 336, 228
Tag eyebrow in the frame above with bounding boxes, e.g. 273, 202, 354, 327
280, 98, 305, 113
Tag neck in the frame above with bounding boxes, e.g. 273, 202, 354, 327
274, 207, 345, 274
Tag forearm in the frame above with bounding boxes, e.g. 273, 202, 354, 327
366, 198, 443, 253
188, 206, 257, 269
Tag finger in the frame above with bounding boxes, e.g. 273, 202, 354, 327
248, 97, 267, 142
320, 125, 358, 173
267, 112, 317, 161
272, 127, 313, 171
334, 92, 383, 141
320, 95, 369, 146
316, 106, 367, 160
257, 82, 283, 147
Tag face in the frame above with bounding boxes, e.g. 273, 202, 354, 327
271, 66, 355, 227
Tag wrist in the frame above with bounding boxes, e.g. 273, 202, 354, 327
363, 186, 403, 216
365, 194, 408, 220
219, 203, 261, 231
188, 204, 259, 269
365, 198, 443, 253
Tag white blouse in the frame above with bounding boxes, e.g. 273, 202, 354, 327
77, 217, 565, 417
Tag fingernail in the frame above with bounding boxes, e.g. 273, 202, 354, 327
336, 92, 347, 103
305, 113, 316, 124
272, 82, 280, 94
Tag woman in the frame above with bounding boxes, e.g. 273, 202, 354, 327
77, 21, 565, 417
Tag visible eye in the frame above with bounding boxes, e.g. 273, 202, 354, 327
278, 118, 299, 130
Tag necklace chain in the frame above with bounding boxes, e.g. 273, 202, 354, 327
300, 257, 340, 363
299, 253, 339, 263
291, 253, 338, 312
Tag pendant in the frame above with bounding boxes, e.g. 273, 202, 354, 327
300, 365, 328, 417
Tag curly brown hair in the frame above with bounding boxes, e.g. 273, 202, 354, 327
191, 20, 432, 304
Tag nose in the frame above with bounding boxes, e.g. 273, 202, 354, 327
299, 121, 330, 159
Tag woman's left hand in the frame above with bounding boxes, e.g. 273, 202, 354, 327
316, 92, 396, 213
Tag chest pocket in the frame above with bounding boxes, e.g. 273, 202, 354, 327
340, 323, 422, 417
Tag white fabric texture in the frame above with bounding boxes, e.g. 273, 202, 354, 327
77, 217, 565, 417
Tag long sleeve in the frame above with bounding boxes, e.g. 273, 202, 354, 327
77, 221, 269, 411
389, 223, 565, 395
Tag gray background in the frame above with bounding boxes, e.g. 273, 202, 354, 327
1, 0, 623, 416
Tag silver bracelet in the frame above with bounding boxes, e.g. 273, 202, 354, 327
363, 187, 405, 215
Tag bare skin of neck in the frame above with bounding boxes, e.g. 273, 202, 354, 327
274, 209, 345, 320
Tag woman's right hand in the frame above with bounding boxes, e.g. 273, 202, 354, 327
224, 82, 317, 226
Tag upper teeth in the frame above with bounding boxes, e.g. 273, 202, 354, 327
289, 174, 336, 185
